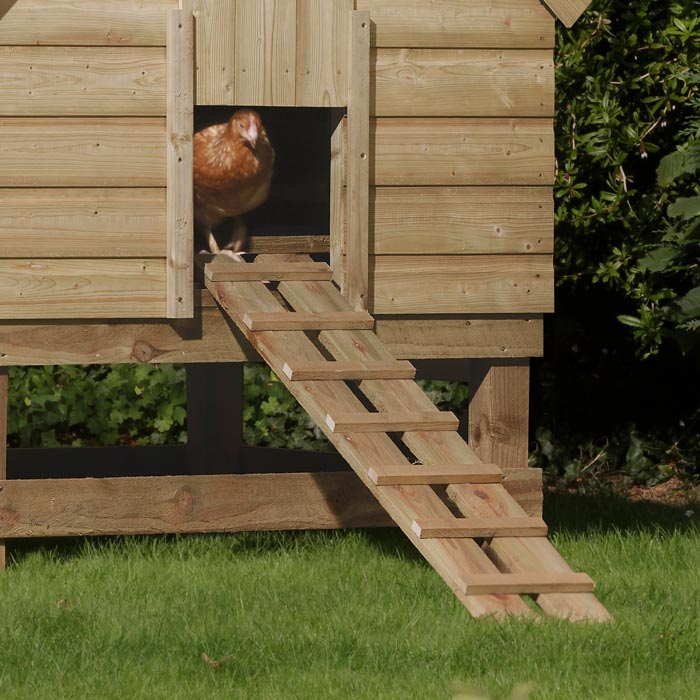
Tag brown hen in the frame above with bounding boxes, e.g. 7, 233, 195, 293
193, 109, 275, 259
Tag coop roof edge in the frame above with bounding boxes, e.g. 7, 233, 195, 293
541, 0, 592, 27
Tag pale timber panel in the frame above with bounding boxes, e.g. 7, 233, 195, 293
542, 0, 592, 27
235, 0, 296, 106
0, 189, 166, 258
296, 0, 352, 107
0, 0, 177, 46
365, 187, 553, 255
0, 118, 166, 187
0, 259, 166, 319
356, 0, 555, 48
373, 49, 554, 117
192, 0, 236, 104
372, 118, 554, 186
0, 47, 166, 116
371, 255, 554, 314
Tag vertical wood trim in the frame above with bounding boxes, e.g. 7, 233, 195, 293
193, 0, 236, 105
167, 9, 194, 319
346, 11, 370, 310
468, 359, 530, 470
0, 368, 7, 570
330, 116, 347, 291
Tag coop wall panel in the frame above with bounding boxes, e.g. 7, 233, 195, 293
0, 118, 166, 187
0, 47, 167, 116
0, 0, 177, 46
193, 0, 236, 104
372, 49, 554, 117
370, 255, 554, 314
356, 0, 555, 48
363, 187, 553, 255
370, 118, 554, 186
0, 259, 166, 320
0, 189, 166, 258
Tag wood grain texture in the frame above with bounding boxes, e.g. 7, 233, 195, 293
541, 0, 592, 27
370, 255, 554, 314
205, 261, 331, 282
192, 0, 235, 104
368, 462, 502, 486
247, 235, 329, 254
372, 118, 554, 186
0, 368, 6, 570
0, 259, 166, 320
0, 188, 166, 258
0, 46, 166, 116
462, 573, 595, 595
296, 0, 353, 106
366, 187, 553, 255
412, 516, 547, 539
243, 311, 374, 331
330, 117, 347, 289
0, 0, 177, 46
373, 49, 553, 117
326, 411, 459, 433
356, 0, 555, 48
283, 360, 415, 381
235, 0, 296, 105
0, 118, 166, 187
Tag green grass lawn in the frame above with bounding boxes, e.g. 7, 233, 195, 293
1, 491, 699, 700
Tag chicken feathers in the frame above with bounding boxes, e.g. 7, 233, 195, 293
193, 109, 275, 258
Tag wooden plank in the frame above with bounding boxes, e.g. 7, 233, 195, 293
468, 359, 530, 470
296, 0, 353, 107
346, 11, 371, 311
368, 462, 503, 486
325, 411, 459, 433
374, 316, 543, 359
356, 0, 555, 48
372, 118, 553, 186
0, 472, 392, 537
205, 262, 332, 282
0, 0, 177, 46
283, 360, 415, 381
0, 46, 166, 116
167, 9, 194, 319
234, 0, 296, 106
462, 573, 595, 595
373, 49, 553, 117
0, 188, 166, 258
247, 235, 329, 254
243, 311, 374, 331
0, 118, 166, 187
413, 516, 547, 539
330, 117, 347, 289
365, 187, 553, 255
0, 259, 166, 320
0, 367, 6, 570
371, 255, 554, 315
192, 0, 235, 104
541, 0, 592, 27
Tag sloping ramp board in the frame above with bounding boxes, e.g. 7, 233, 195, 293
204, 255, 609, 622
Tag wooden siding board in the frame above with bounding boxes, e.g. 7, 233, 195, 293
0, 259, 166, 319
541, 0, 592, 27
371, 118, 554, 186
370, 255, 554, 314
0, 188, 166, 258
0, 118, 166, 187
356, 0, 555, 48
372, 49, 554, 118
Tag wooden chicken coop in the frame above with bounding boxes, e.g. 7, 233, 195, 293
0, 0, 609, 621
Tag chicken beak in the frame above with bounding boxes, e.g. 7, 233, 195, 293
244, 123, 258, 149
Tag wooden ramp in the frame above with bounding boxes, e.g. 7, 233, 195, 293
204, 256, 610, 621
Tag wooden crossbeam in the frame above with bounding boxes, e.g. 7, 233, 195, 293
412, 517, 548, 539
205, 262, 332, 282
325, 411, 459, 433
242, 311, 374, 331
461, 572, 595, 595
368, 462, 503, 485
282, 360, 416, 381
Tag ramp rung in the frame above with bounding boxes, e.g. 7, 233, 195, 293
243, 311, 374, 331
205, 262, 332, 282
368, 463, 503, 485
412, 516, 548, 538
462, 572, 595, 595
282, 360, 416, 381
325, 411, 459, 433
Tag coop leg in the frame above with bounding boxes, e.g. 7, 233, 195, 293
186, 363, 243, 474
467, 359, 530, 471
0, 367, 8, 570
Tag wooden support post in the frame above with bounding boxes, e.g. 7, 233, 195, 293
467, 359, 530, 470
346, 10, 370, 310
186, 363, 242, 473
0, 367, 7, 570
